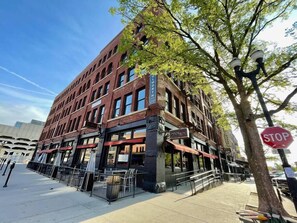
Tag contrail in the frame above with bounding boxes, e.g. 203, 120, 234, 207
0, 65, 57, 96
0, 83, 56, 96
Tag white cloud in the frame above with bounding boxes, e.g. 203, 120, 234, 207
0, 86, 54, 107
0, 103, 49, 126
0, 65, 57, 96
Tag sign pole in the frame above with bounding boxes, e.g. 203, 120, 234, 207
251, 76, 297, 212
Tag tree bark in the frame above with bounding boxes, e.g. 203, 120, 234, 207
235, 97, 288, 215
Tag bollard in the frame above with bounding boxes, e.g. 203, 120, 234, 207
2, 159, 11, 176
3, 162, 16, 187
0, 158, 6, 170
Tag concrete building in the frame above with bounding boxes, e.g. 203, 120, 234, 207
0, 120, 44, 163
34, 27, 238, 192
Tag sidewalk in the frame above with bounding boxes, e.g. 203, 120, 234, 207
0, 164, 292, 223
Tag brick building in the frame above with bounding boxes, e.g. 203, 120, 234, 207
34, 28, 233, 192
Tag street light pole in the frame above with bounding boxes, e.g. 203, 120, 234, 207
230, 50, 297, 212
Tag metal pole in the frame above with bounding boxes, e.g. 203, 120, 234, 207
3, 162, 15, 187
2, 159, 11, 176
247, 74, 297, 212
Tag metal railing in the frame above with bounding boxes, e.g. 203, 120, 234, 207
90, 171, 146, 204
190, 170, 222, 195
27, 161, 146, 204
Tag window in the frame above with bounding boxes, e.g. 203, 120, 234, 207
75, 116, 81, 130
173, 97, 180, 118
91, 90, 96, 102
165, 89, 172, 113
96, 86, 103, 99
97, 105, 105, 123
117, 72, 125, 88
124, 94, 133, 115
102, 55, 107, 63
103, 82, 110, 95
101, 68, 106, 79
112, 98, 121, 118
91, 109, 97, 122
127, 67, 135, 82
135, 23, 143, 34
108, 50, 112, 58
113, 45, 118, 54
94, 73, 100, 83
98, 59, 102, 67
181, 102, 186, 122
135, 88, 145, 111
85, 111, 91, 123
140, 35, 149, 46
107, 62, 113, 74
120, 52, 127, 65
81, 96, 87, 107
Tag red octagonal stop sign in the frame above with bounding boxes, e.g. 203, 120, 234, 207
260, 126, 294, 149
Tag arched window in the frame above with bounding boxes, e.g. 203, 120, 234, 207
78, 87, 82, 95
87, 80, 91, 89
83, 83, 86, 92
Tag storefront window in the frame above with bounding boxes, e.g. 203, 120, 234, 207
107, 146, 117, 166
79, 149, 92, 168
62, 150, 71, 164
131, 144, 145, 167
117, 145, 130, 168
94, 137, 100, 144
110, 133, 119, 141
119, 131, 131, 140
133, 128, 146, 138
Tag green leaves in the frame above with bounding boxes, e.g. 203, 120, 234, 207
111, 0, 297, 128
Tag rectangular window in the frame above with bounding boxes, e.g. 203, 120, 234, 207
181, 102, 186, 122
135, 88, 145, 111
91, 109, 97, 122
97, 105, 105, 123
165, 89, 172, 113
96, 86, 103, 99
124, 94, 133, 115
81, 96, 87, 107
127, 67, 135, 82
173, 96, 180, 118
85, 111, 91, 123
112, 98, 121, 118
117, 72, 125, 88
75, 116, 81, 130
103, 82, 110, 95
91, 90, 96, 102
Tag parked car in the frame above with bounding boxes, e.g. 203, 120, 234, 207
271, 172, 297, 196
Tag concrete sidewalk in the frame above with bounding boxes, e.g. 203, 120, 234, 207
0, 164, 292, 223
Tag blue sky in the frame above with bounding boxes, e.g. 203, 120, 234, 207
0, 0, 123, 126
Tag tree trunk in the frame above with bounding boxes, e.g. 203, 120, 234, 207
235, 98, 288, 215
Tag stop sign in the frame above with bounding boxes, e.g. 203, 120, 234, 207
260, 126, 294, 149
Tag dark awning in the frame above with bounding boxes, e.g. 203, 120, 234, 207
166, 140, 199, 155
59, 146, 73, 151
198, 150, 218, 159
76, 143, 98, 149
166, 140, 217, 159
104, 138, 145, 146
39, 148, 58, 154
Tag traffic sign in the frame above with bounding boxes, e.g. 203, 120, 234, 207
260, 126, 294, 149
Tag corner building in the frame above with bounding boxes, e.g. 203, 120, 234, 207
36, 30, 227, 192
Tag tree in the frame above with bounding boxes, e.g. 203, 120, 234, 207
111, 0, 297, 215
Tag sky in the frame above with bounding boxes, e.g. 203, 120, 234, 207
0, 1, 296, 165
0, 0, 124, 125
